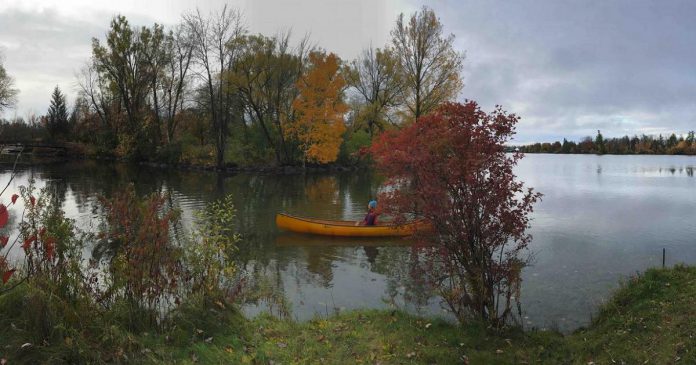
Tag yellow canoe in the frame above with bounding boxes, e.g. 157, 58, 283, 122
275, 213, 429, 237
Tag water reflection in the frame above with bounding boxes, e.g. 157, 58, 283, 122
1, 154, 695, 332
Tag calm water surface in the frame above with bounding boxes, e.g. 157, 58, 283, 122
1, 154, 694, 332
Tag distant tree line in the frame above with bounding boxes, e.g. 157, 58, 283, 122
0, 6, 464, 168
520, 130, 696, 155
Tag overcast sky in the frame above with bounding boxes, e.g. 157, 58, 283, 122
0, 0, 694, 143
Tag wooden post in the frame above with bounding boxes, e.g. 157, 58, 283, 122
662, 248, 666, 268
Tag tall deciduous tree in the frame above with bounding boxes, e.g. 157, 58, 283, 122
77, 63, 116, 137
232, 33, 311, 164
47, 86, 70, 139
287, 52, 348, 164
140, 23, 169, 146
391, 7, 464, 120
161, 25, 194, 143
370, 101, 541, 325
183, 6, 246, 168
345, 46, 403, 136
92, 16, 168, 156
0, 54, 18, 112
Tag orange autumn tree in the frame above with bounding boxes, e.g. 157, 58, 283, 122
286, 52, 348, 164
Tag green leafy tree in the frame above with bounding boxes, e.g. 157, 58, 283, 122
46, 86, 70, 139
91, 16, 171, 157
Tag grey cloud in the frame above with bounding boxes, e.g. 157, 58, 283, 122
0, 7, 169, 116
0, 8, 110, 115
426, 0, 696, 142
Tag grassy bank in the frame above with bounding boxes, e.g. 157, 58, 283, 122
1, 265, 694, 364
146, 265, 696, 364
568, 265, 696, 363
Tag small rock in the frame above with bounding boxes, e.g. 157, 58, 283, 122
496, 349, 504, 354
277, 342, 287, 348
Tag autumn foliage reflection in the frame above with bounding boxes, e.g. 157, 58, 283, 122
370, 101, 542, 326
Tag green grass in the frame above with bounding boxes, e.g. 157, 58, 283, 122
566, 265, 696, 364
141, 310, 568, 364
2, 265, 695, 364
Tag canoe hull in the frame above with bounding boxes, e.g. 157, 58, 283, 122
275, 213, 428, 237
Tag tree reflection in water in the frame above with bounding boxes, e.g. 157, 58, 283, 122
0, 162, 443, 320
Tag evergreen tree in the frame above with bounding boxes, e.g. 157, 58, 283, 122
47, 86, 70, 139
595, 130, 606, 154
561, 138, 570, 153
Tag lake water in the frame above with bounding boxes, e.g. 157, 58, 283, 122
1, 154, 694, 332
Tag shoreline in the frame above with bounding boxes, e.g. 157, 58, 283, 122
0, 152, 368, 175
3, 265, 692, 363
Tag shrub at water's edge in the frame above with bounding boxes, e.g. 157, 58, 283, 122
0, 185, 244, 363
370, 101, 542, 327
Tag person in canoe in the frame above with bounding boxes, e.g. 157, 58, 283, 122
356, 200, 380, 226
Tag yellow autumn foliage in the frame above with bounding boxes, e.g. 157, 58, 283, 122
285, 52, 348, 164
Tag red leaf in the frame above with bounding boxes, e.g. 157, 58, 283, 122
45, 237, 56, 260
0, 204, 7, 228
11, 194, 18, 205
0, 236, 7, 248
30, 196, 36, 207
2, 269, 15, 284
39, 227, 47, 238
22, 235, 36, 251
